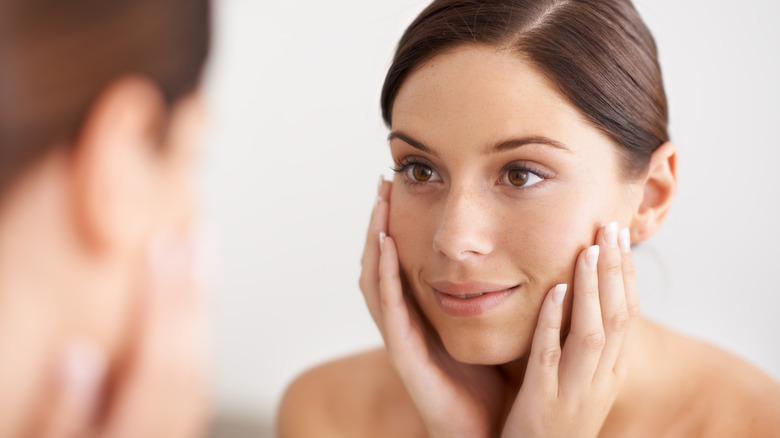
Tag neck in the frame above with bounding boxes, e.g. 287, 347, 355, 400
496, 355, 528, 392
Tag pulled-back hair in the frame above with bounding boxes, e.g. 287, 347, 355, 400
0, 0, 211, 196
381, 0, 668, 178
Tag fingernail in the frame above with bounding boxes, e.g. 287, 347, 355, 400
552, 284, 567, 306
59, 340, 107, 401
378, 175, 384, 195
619, 228, 631, 253
605, 221, 618, 248
379, 232, 386, 252
585, 245, 599, 271
376, 195, 383, 206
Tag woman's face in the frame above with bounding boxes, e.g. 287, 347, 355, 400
388, 45, 642, 365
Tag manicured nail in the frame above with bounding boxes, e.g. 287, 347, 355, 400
552, 284, 567, 306
378, 175, 384, 195
605, 221, 618, 248
585, 245, 599, 271
618, 228, 631, 253
379, 232, 386, 252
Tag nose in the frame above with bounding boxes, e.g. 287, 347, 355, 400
432, 186, 494, 261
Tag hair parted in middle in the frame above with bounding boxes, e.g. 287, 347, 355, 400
381, 0, 668, 179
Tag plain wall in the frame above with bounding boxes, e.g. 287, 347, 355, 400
201, 0, 780, 429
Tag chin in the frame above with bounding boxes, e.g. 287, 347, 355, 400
437, 326, 531, 365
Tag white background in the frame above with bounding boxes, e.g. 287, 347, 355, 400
200, 0, 780, 431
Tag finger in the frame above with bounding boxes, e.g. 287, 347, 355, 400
560, 244, 603, 392
40, 341, 106, 438
378, 234, 429, 378
378, 233, 413, 347
613, 227, 639, 376
593, 222, 629, 383
520, 284, 568, 398
359, 177, 392, 326
102, 233, 209, 438
619, 228, 640, 321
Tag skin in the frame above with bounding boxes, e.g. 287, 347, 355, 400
0, 76, 209, 437
386, 45, 640, 366
279, 45, 780, 437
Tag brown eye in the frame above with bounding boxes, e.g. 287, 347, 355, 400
507, 169, 529, 186
408, 164, 434, 182
502, 166, 545, 188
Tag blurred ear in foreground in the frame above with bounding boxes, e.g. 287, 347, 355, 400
70, 76, 167, 255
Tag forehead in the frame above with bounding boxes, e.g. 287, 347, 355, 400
391, 44, 611, 153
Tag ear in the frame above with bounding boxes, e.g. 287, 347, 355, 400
629, 142, 678, 243
70, 76, 167, 255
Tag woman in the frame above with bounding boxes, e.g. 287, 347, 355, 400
0, 0, 210, 436
279, 0, 780, 436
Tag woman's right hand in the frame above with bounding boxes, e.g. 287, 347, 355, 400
360, 178, 508, 437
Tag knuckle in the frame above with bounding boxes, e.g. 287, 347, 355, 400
544, 317, 562, 332
537, 346, 562, 368
584, 284, 599, 299
384, 268, 401, 285
379, 290, 393, 310
604, 261, 623, 277
608, 308, 630, 332
583, 330, 606, 352
378, 281, 400, 311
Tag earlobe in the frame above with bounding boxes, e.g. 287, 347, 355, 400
70, 75, 167, 254
630, 142, 678, 243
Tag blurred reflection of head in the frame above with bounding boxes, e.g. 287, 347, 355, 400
0, 0, 210, 433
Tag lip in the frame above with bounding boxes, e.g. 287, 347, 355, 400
427, 280, 519, 318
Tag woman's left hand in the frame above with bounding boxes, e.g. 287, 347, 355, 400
501, 222, 639, 438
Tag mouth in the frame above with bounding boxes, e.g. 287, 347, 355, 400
448, 292, 491, 299
426, 280, 520, 317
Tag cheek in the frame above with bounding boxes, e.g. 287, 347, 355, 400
388, 185, 435, 277
500, 192, 608, 286
388, 178, 628, 288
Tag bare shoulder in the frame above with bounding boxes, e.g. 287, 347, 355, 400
697, 341, 780, 436
276, 348, 425, 438
651, 321, 780, 436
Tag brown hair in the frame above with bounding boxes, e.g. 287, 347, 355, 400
0, 0, 211, 197
381, 0, 668, 179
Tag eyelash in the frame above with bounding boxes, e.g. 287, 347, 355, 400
392, 157, 436, 188
392, 157, 552, 189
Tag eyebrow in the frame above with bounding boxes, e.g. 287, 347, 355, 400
493, 136, 571, 154
387, 131, 437, 156
388, 131, 572, 155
